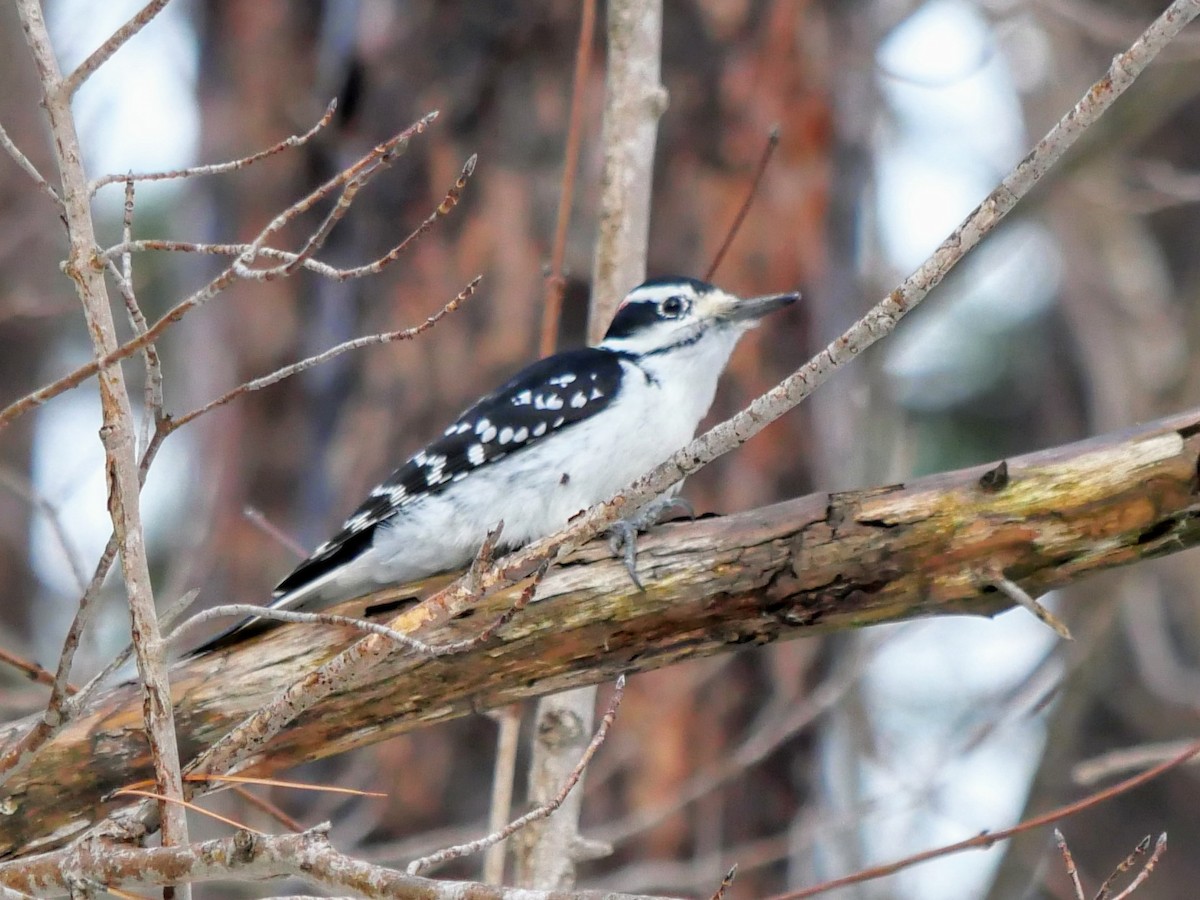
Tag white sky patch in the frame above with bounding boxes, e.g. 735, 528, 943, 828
46, 0, 199, 201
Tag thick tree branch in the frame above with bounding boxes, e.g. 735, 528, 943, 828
1, 407, 1199, 858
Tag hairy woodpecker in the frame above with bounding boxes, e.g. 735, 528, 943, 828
196, 277, 797, 651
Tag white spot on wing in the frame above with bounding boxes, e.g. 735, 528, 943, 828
482, 425, 498, 443
553, 416, 565, 428
544, 394, 564, 410
474, 418, 492, 435
570, 391, 587, 408
590, 387, 604, 400
549, 373, 577, 387
513, 426, 529, 442
533, 422, 547, 437
499, 426, 514, 444
467, 443, 486, 465
512, 389, 533, 406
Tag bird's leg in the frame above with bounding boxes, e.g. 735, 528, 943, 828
607, 492, 695, 591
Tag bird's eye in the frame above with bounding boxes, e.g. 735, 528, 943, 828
660, 295, 688, 317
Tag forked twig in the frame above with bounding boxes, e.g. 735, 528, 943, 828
1099, 833, 1166, 900
406, 674, 625, 875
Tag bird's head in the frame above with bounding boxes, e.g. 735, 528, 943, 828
599, 277, 798, 357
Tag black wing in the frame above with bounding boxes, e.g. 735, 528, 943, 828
272, 347, 626, 596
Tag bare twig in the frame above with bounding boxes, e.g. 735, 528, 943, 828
539, 0, 596, 356
0, 113, 438, 429
168, 277, 480, 431
15, 0, 190, 860
1054, 830, 1086, 900
113, 787, 264, 836
0, 120, 60, 204
989, 572, 1072, 639
243, 507, 309, 559
709, 864, 738, 900
90, 100, 337, 193
407, 675, 625, 875
229, 787, 304, 834
769, 739, 1200, 899
0, 647, 73, 694
0, 466, 89, 594
61, 0, 171, 97
705, 125, 780, 280
1109, 834, 1166, 900
1073, 738, 1200, 785
114, 179, 164, 456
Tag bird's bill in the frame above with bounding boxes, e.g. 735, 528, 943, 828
714, 290, 800, 322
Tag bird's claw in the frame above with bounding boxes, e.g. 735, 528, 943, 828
606, 495, 693, 592
608, 520, 645, 591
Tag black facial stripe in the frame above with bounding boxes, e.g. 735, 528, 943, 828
604, 300, 662, 339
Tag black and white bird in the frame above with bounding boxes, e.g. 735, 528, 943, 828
197, 277, 796, 651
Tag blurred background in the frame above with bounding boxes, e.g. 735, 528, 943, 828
1, 0, 1199, 897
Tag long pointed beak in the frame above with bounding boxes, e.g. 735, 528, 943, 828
721, 290, 800, 322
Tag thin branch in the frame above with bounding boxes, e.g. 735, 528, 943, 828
243, 507, 309, 559
167, 277, 480, 431
90, 100, 337, 194
705, 125, 780, 280
769, 739, 1200, 899
539, 0, 596, 356
0, 120, 60, 204
0, 825, 668, 899
61, 0, 171, 97
407, 675, 625, 875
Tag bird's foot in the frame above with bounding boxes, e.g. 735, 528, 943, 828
607, 496, 695, 591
